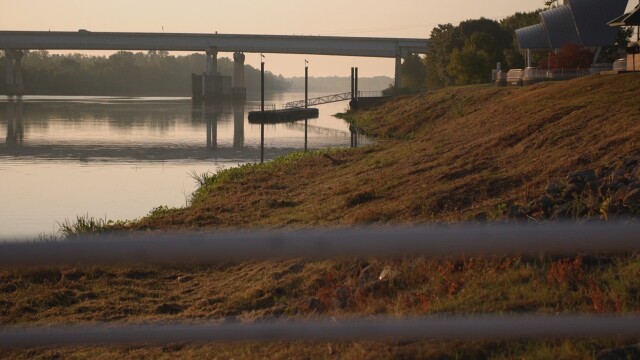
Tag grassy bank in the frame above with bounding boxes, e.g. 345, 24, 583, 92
128, 74, 640, 229
3, 74, 640, 359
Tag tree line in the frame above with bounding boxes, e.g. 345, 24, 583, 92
402, 6, 630, 90
399, 11, 541, 90
0, 50, 291, 96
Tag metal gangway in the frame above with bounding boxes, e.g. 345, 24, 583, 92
284, 91, 383, 109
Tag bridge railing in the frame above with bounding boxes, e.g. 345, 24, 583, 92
284, 91, 386, 109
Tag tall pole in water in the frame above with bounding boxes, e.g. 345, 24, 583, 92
355, 67, 359, 99
304, 60, 309, 151
261, 54, 265, 163
350, 67, 355, 100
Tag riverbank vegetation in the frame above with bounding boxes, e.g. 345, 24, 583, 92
0, 50, 290, 96
3, 74, 640, 358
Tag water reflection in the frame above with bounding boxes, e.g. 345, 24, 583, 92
0, 95, 372, 239
5, 98, 23, 146
233, 104, 245, 150
0, 96, 369, 162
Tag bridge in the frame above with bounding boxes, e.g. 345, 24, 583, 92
1, 31, 429, 97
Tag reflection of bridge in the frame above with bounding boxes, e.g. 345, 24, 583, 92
4, 100, 23, 145
1, 31, 428, 96
2, 99, 367, 162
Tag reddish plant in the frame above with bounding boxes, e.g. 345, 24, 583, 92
537, 43, 594, 69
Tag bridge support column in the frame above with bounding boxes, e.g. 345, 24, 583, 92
394, 54, 402, 89
206, 47, 218, 76
232, 52, 246, 103
5, 50, 25, 96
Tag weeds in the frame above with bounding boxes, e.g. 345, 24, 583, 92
57, 214, 122, 239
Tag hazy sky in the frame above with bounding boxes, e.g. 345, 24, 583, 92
1, 0, 636, 77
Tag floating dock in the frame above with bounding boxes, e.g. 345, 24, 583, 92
248, 108, 319, 124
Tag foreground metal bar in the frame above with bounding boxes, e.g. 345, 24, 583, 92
0, 224, 639, 266
1, 316, 640, 348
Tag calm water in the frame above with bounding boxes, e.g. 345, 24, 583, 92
0, 93, 368, 239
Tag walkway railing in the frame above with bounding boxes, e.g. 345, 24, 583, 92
284, 90, 385, 109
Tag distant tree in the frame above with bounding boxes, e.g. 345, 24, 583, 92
500, 10, 544, 69
426, 18, 512, 88
600, 27, 634, 63
448, 45, 491, 84
401, 54, 427, 90
425, 23, 462, 88
544, 0, 560, 9
5, 51, 290, 96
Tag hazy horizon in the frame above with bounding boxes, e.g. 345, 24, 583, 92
2, 0, 637, 77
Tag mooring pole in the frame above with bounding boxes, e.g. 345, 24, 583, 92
351, 67, 355, 100
304, 60, 309, 152
355, 67, 359, 99
261, 55, 265, 164
305, 60, 309, 108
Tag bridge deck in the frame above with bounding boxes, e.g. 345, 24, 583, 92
0, 31, 428, 58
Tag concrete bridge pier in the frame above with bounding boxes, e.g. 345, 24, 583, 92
206, 47, 218, 75
394, 48, 412, 89
232, 52, 246, 103
5, 49, 25, 96
394, 55, 402, 88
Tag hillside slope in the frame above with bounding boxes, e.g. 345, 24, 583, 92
138, 74, 640, 229
5, 75, 640, 359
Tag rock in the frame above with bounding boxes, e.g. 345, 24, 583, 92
552, 203, 574, 219
545, 181, 565, 198
506, 204, 526, 219
539, 196, 555, 211
472, 212, 487, 223
567, 169, 596, 184
155, 303, 184, 315
596, 345, 640, 360
623, 188, 640, 206
357, 264, 381, 287
222, 316, 240, 324
624, 156, 640, 168
613, 185, 631, 204
272, 263, 305, 280
379, 266, 397, 281
254, 295, 275, 310
563, 185, 582, 201
304, 297, 323, 312
598, 184, 610, 198
333, 287, 351, 309
611, 168, 628, 185
0, 283, 17, 294
597, 166, 614, 179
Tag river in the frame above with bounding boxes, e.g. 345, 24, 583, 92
0, 93, 369, 240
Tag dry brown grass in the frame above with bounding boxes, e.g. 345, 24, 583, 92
4, 75, 640, 358
132, 74, 640, 230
